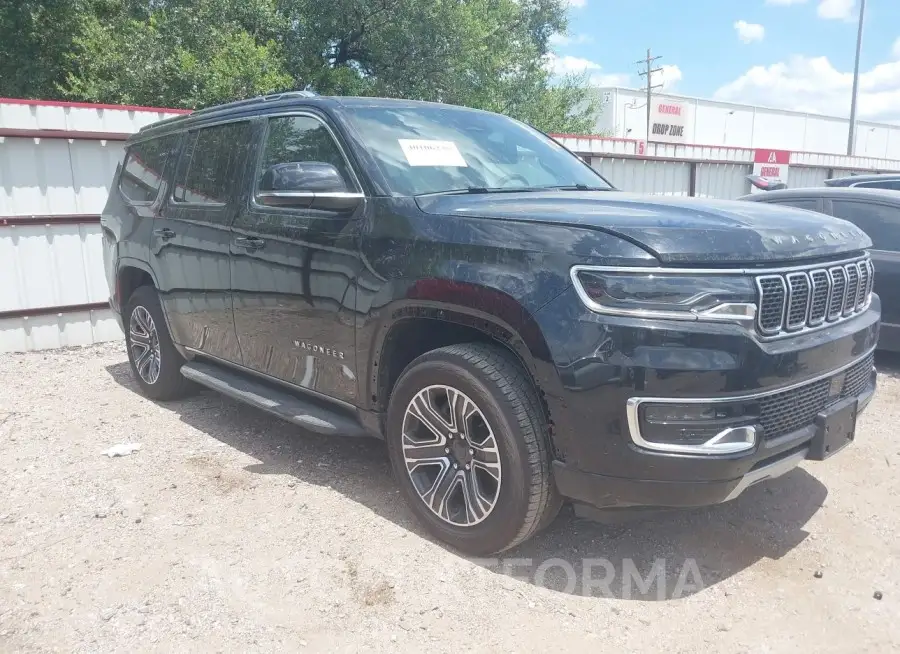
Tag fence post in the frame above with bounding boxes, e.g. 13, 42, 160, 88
689, 162, 697, 197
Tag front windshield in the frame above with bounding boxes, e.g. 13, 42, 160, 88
342, 105, 613, 196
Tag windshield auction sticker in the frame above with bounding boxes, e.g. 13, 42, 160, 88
398, 139, 468, 167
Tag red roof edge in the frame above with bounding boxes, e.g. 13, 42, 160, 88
0, 97, 191, 115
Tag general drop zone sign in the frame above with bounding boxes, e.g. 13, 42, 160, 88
649, 101, 688, 144
751, 149, 791, 194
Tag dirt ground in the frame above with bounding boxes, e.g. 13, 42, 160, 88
1, 342, 898, 653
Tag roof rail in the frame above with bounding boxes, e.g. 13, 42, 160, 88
134, 90, 320, 136
189, 90, 319, 117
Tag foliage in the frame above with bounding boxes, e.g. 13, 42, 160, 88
0, 0, 600, 133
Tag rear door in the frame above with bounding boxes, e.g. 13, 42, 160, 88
149, 120, 254, 363
230, 112, 365, 404
828, 199, 900, 327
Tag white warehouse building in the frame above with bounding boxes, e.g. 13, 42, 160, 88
592, 86, 900, 161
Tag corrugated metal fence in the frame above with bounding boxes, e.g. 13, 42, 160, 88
3, 99, 900, 352
0, 99, 187, 352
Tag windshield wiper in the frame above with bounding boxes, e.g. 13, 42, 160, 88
543, 184, 612, 191
419, 186, 540, 197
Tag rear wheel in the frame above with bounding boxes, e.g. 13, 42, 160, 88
386, 343, 560, 554
124, 285, 192, 401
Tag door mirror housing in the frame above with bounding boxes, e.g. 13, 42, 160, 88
257, 162, 363, 209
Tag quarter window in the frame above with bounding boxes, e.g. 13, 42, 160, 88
173, 121, 253, 204
257, 116, 352, 192
119, 136, 177, 204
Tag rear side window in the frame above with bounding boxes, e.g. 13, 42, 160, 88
173, 121, 253, 204
119, 136, 177, 204
831, 200, 900, 250
770, 199, 820, 212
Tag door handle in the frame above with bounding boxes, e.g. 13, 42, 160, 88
233, 236, 266, 250
154, 228, 176, 240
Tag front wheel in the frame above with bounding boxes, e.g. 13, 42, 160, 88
124, 285, 192, 401
386, 343, 560, 555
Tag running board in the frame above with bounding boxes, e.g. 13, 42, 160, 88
180, 361, 367, 437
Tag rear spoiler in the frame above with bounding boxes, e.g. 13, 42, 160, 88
746, 174, 788, 192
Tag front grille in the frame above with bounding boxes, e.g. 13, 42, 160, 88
755, 256, 872, 337
758, 352, 874, 441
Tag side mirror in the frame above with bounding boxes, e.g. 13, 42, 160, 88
257, 162, 362, 210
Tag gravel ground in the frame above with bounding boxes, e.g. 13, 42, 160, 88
1, 342, 898, 653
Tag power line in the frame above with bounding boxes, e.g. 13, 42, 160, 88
636, 48, 663, 144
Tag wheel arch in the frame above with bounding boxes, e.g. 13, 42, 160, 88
366, 283, 564, 455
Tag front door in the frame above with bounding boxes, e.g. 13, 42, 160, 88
151, 120, 254, 363
230, 112, 364, 404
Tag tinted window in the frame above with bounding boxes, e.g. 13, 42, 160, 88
770, 199, 819, 212
257, 116, 353, 191
831, 200, 900, 250
342, 105, 612, 196
854, 180, 900, 191
173, 121, 253, 204
119, 136, 177, 203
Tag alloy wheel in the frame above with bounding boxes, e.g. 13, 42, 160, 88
129, 305, 162, 385
401, 385, 502, 526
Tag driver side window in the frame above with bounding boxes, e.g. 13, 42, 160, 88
257, 116, 354, 192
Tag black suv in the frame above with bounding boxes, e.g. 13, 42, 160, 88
102, 93, 879, 554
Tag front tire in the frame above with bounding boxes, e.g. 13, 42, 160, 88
386, 343, 560, 555
124, 285, 192, 401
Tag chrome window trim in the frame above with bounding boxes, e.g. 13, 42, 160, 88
249, 110, 365, 214
625, 345, 877, 454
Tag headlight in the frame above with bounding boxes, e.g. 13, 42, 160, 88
571, 266, 757, 323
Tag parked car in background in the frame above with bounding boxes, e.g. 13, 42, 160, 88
739, 186, 900, 351
103, 93, 879, 554
823, 173, 900, 191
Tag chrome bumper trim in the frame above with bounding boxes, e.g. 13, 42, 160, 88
722, 448, 809, 503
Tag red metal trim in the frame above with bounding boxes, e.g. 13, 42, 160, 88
0, 127, 130, 141
0, 301, 110, 321
0, 214, 101, 227
0, 97, 191, 115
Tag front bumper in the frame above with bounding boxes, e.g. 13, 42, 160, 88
535, 286, 880, 510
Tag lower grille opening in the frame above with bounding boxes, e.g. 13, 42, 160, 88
757, 353, 874, 441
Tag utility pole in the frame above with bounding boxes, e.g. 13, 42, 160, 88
637, 48, 663, 144
847, 0, 866, 155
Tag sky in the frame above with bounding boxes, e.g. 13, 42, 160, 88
548, 0, 900, 123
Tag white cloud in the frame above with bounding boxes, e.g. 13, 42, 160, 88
714, 55, 900, 122
817, 0, 855, 20
543, 53, 631, 87
734, 20, 765, 43
893, 37, 900, 59
549, 33, 593, 47
652, 64, 683, 90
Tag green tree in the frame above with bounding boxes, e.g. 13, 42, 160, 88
1, 0, 599, 133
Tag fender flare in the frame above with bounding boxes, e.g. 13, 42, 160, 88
365, 279, 564, 410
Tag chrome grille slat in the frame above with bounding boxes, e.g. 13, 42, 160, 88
828, 266, 847, 320
808, 269, 829, 325
844, 264, 860, 316
785, 272, 811, 330
755, 255, 872, 338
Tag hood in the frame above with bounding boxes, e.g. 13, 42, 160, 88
415, 191, 872, 265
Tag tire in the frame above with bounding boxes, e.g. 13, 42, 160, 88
124, 285, 192, 401
385, 342, 561, 555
